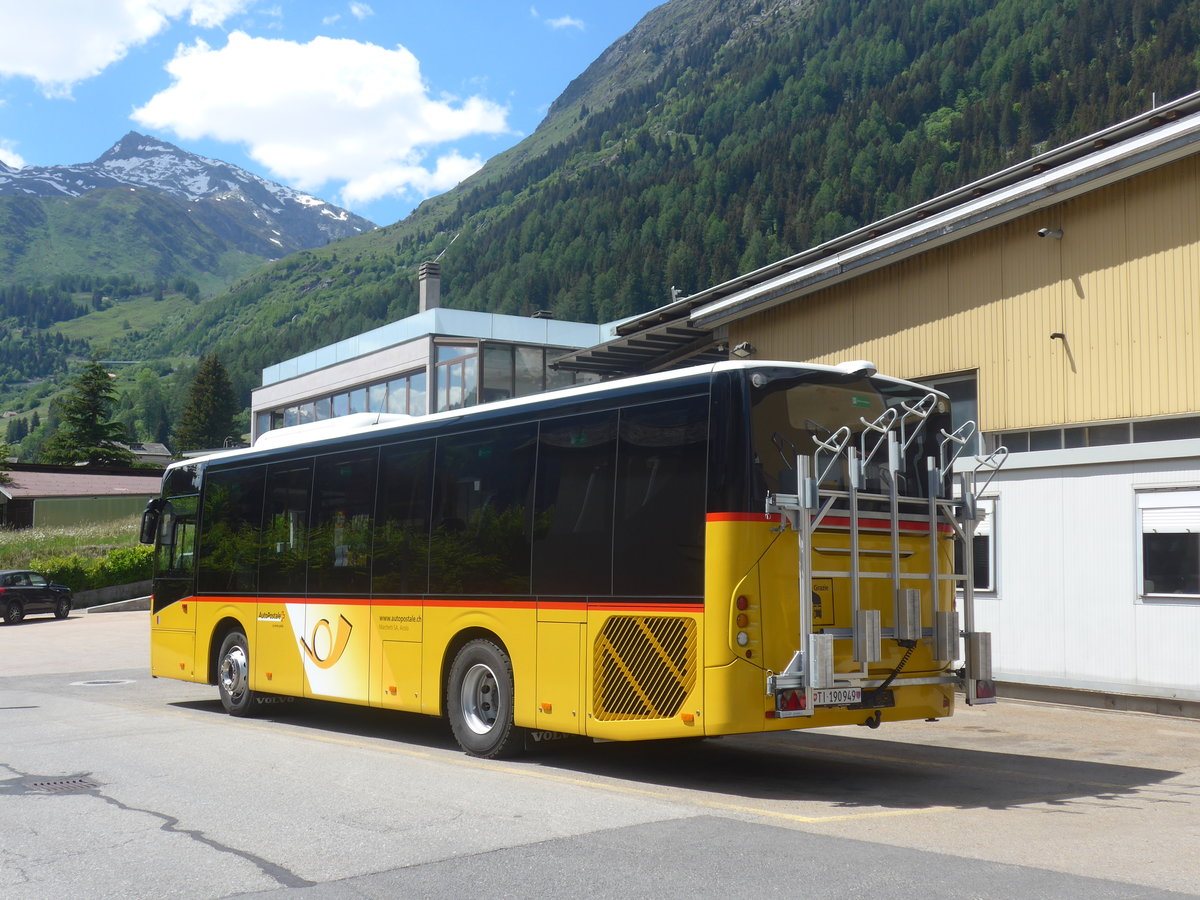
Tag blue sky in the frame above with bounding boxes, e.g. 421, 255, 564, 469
0, 0, 662, 226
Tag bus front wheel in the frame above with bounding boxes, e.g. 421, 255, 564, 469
217, 631, 259, 717
447, 639, 522, 758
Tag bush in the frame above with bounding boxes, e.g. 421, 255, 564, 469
29, 554, 94, 592
92, 545, 153, 587
31, 545, 153, 599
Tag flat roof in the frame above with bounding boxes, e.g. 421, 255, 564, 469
261, 307, 604, 387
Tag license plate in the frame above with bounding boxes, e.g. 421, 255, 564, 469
812, 687, 862, 706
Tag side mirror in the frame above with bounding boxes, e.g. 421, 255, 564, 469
140, 498, 164, 545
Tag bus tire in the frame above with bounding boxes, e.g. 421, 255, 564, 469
447, 638, 522, 758
216, 630, 259, 717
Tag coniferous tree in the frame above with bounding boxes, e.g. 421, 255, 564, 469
39, 356, 135, 466
174, 353, 239, 453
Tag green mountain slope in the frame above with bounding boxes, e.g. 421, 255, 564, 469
6, 0, 1200, 453
0, 189, 264, 295
152, 0, 1199, 400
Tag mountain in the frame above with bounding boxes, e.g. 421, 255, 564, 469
6, 0, 1200, 453
1, 132, 375, 255
144, 0, 1198, 399
0, 133, 375, 287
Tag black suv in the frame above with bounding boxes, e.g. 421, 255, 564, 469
0, 570, 73, 624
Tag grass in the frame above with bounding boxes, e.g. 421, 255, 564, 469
51, 292, 197, 345
0, 516, 142, 570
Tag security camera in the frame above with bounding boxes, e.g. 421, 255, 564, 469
1037, 227, 1063, 239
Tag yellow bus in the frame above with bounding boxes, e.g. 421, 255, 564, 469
141, 360, 999, 757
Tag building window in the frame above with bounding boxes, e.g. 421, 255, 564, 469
436, 344, 478, 412
368, 383, 387, 413
383, 370, 427, 416
515, 346, 546, 397
991, 415, 1200, 455
1138, 489, 1200, 602
482, 345, 514, 403
920, 373, 980, 456
955, 497, 995, 593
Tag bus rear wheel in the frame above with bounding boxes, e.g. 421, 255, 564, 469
217, 631, 259, 717
447, 639, 522, 758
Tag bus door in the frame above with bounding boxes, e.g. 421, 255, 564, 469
147, 496, 199, 679
259, 461, 311, 697
371, 441, 433, 712
302, 451, 377, 705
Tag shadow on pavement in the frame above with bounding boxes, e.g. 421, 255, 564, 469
170, 695, 1182, 813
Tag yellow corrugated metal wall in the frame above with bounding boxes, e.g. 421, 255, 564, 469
733, 158, 1200, 431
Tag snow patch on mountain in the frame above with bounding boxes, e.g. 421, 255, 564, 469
0, 132, 376, 256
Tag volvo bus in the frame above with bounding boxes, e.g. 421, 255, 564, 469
141, 360, 1000, 757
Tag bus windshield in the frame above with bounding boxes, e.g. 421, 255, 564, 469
749, 373, 950, 500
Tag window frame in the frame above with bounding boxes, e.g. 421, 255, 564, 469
1136, 488, 1200, 604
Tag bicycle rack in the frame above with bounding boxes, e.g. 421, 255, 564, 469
765, 394, 1006, 716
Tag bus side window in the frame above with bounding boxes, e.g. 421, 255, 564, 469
197, 466, 266, 594
430, 424, 537, 595
613, 395, 708, 597
373, 441, 434, 596
309, 450, 378, 597
260, 461, 314, 596
532, 410, 618, 596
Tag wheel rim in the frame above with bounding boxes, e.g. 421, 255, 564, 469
57, 600, 70, 616
7, 602, 21, 622
459, 662, 499, 735
219, 644, 249, 702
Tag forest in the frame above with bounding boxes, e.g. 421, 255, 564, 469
165, 0, 1200, 402
3, 0, 1200, 451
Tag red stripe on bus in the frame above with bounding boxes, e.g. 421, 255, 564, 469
707, 512, 954, 534
599, 603, 705, 614
424, 598, 537, 610
707, 512, 781, 522
184, 596, 699, 613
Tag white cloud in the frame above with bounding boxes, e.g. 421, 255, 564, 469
0, 139, 28, 169
0, 1, 253, 96
529, 8, 585, 31
132, 32, 511, 208
349, 2, 373, 20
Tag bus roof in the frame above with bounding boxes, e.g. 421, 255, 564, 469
164, 359, 936, 475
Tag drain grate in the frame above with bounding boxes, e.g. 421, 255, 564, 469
28, 777, 101, 794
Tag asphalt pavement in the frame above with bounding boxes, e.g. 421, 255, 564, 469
2, 610, 1199, 899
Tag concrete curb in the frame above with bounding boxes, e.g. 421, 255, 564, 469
86, 595, 151, 613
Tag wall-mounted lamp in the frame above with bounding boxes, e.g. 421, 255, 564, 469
1037, 227, 1063, 239
731, 341, 756, 359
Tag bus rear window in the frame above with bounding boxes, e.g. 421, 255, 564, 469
751, 377, 949, 499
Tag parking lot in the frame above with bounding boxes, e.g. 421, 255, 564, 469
3, 610, 1199, 898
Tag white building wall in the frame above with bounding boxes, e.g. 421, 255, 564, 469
966, 440, 1200, 702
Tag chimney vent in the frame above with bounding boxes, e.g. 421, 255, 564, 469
419, 261, 441, 312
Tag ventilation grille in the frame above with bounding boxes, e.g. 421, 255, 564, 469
593, 615, 697, 721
